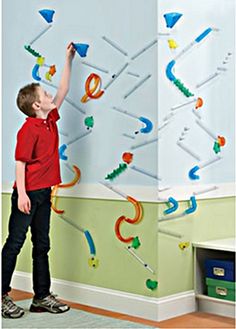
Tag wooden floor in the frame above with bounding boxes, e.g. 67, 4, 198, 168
9, 289, 235, 328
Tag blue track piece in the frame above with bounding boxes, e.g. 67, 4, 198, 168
84, 230, 96, 255
164, 197, 178, 215
72, 43, 89, 57
59, 144, 68, 160
164, 12, 182, 28
139, 117, 153, 134
188, 166, 200, 180
39, 9, 55, 23
195, 28, 212, 43
185, 196, 197, 214
166, 60, 176, 81
32, 64, 41, 81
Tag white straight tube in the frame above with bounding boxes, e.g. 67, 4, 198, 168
99, 182, 127, 199
196, 120, 218, 140
171, 98, 197, 111
124, 74, 151, 99
192, 109, 201, 120
67, 130, 92, 145
112, 106, 138, 119
81, 61, 109, 74
193, 186, 218, 195
158, 213, 186, 222
173, 41, 195, 61
131, 39, 157, 60
131, 137, 158, 150
102, 36, 128, 56
158, 228, 183, 239
130, 165, 161, 181
199, 156, 222, 169
158, 121, 171, 132
126, 247, 155, 274
60, 214, 85, 233
177, 141, 201, 161
127, 71, 140, 78
196, 72, 220, 89
104, 63, 129, 89
122, 133, 135, 140
29, 25, 52, 45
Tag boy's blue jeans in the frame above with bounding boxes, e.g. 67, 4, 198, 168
2, 187, 52, 299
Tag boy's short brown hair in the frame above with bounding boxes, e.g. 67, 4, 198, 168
16, 83, 40, 117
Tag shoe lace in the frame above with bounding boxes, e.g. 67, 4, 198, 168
2, 295, 19, 312
43, 293, 63, 308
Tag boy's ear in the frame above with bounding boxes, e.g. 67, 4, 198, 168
32, 101, 40, 112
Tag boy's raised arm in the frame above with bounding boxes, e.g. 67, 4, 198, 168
53, 43, 75, 110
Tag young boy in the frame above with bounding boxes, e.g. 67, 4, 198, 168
2, 43, 76, 318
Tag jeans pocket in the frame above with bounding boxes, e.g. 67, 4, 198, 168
11, 189, 18, 201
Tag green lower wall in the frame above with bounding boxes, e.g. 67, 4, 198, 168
2, 193, 235, 298
157, 197, 235, 297
1, 194, 158, 297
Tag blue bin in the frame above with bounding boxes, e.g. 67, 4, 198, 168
205, 259, 235, 282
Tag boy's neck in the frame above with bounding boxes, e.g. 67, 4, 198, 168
35, 109, 51, 119
35, 113, 48, 119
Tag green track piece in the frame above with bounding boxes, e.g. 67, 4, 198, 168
24, 45, 41, 57
105, 163, 127, 180
174, 79, 194, 97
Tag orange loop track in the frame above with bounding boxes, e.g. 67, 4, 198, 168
81, 73, 104, 103
51, 165, 81, 214
114, 196, 143, 243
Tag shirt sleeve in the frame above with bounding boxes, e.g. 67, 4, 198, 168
15, 125, 36, 163
48, 108, 60, 122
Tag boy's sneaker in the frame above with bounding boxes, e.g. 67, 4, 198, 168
29, 293, 70, 314
2, 294, 24, 319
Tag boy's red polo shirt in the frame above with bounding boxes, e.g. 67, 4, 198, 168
14, 108, 61, 191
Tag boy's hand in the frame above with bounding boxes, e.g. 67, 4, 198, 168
66, 42, 76, 62
18, 193, 31, 215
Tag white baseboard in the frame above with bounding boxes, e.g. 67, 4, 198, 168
12, 271, 196, 321
196, 294, 235, 319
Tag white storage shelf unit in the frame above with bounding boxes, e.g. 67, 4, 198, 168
193, 238, 235, 319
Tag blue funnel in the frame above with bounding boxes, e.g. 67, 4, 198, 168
39, 9, 55, 23
164, 12, 182, 28
72, 43, 89, 57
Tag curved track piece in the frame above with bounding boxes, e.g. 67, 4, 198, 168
164, 197, 178, 215
32, 64, 41, 81
189, 165, 200, 180
84, 230, 96, 255
139, 117, 153, 134
115, 197, 143, 243
185, 196, 197, 214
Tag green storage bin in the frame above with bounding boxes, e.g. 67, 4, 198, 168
206, 277, 236, 302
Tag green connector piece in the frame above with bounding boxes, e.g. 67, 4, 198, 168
146, 279, 158, 291
84, 116, 94, 129
213, 141, 221, 154
132, 236, 141, 249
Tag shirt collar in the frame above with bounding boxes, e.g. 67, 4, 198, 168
25, 108, 56, 127
26, 117, 46, 127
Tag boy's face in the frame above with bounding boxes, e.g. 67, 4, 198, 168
36, 86, 55, 113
